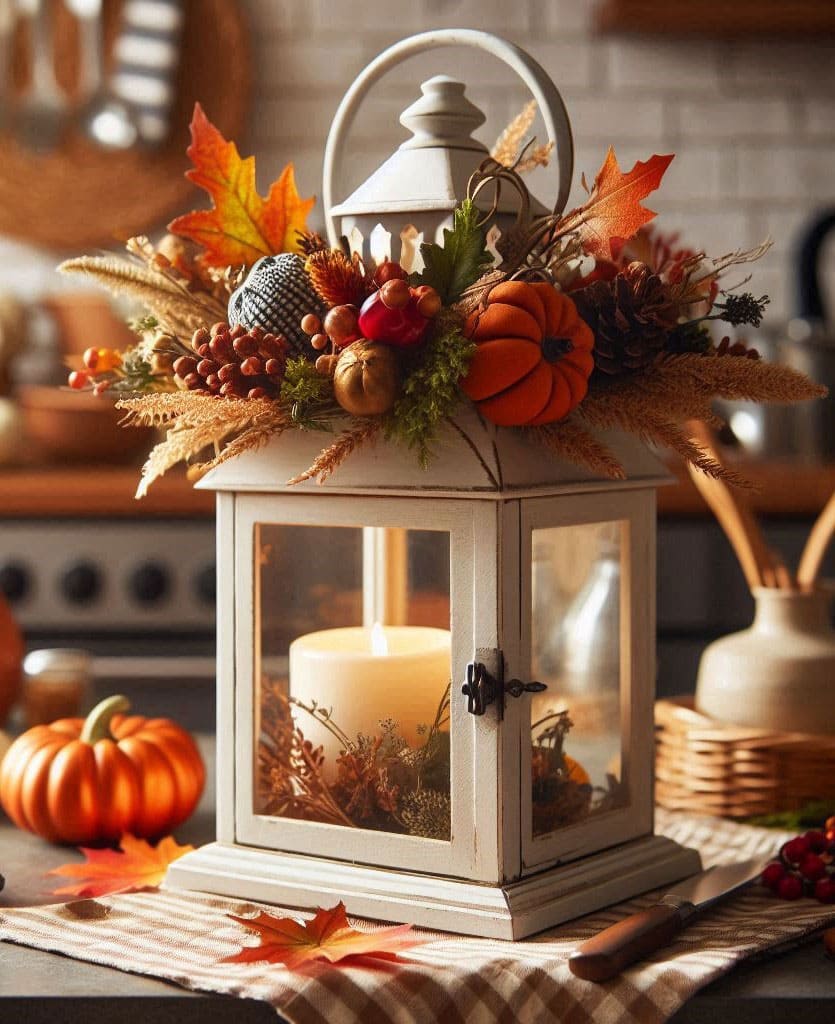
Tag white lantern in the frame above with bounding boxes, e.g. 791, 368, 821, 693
167, 30, 700, 939
322, 29, 573, 263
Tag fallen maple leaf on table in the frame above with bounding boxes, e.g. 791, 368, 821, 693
169, 103, 315, 269
559, 147, 674, 262
47, 834, 193, 898
224, 901, 424, 970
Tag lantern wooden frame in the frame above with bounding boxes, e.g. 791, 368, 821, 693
167, 416, 700, 939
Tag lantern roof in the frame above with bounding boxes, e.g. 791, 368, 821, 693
329, 76, 548, 219
197, 407, 670, 498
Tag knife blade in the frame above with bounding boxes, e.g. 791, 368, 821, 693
568, 857, 768, 982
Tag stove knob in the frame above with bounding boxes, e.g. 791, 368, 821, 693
0, 562, 31, 604
194, 563, 216, 605
129, 562, 170, 605
61, 561, 102, 605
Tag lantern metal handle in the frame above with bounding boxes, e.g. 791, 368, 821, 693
322, 29, 574, 246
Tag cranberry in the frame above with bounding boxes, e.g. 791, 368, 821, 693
358, 290, 428, 349
805, 830, 828, 853
761, 862, 786, 889
816, 878, 835, 904
782, 836, 811, 864
776, 874, 804, 900
800, 854, 827, 881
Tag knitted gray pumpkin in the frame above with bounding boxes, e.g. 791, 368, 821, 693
228, 253, 325, 360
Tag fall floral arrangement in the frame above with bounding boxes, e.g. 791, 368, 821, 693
63, 103, 823, 494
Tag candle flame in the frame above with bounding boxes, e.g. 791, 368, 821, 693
371, 622, 389, 657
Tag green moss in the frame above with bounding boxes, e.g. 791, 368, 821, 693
385, 315, 476, 467
279, 357, 337, 430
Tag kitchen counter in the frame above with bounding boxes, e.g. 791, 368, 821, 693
2, 459, 834, 520
2, 737, 835, 1023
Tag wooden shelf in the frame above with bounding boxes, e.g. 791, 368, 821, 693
1, 460, 831, 521
0, 465, 214, 519
596, 0, 835, 37
658, 459, 835, 519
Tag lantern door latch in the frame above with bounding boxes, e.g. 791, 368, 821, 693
462, 650, 547, 717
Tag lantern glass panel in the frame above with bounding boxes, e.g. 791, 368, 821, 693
529, 521, 628, 839
254, 523, 452, 841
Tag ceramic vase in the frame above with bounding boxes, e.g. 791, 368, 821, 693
695, 587, 835, 734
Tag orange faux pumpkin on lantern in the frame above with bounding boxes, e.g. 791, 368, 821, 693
461, 281, 594, 426
0, 695, 204, 845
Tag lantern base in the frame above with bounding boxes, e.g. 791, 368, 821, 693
166, 835, 700, 940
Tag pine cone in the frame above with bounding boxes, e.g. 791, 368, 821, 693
174, 322, 288, 399
573, 261, 678, 376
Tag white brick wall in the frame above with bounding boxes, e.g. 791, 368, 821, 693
3, 0, 833, 326
239, 0, 835, 327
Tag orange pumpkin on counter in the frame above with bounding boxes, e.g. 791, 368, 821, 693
0, 695, 204, 845
461, 280, 594, 426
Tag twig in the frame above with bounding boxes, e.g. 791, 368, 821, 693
798, 491, 835, 590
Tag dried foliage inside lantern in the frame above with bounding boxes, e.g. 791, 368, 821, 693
257, 679, 452, 840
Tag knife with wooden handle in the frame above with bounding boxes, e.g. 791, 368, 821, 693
569, 857, 767, 982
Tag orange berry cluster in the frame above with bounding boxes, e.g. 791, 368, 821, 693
68, 347, 123, 395
173, 322, 288, 399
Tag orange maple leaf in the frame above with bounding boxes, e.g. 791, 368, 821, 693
223, 901, 423, 970
47, 834, 193, 898
561, 148, 674, 262
169, 103, 315, 269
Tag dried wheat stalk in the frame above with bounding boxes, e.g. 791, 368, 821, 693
492, 101, 537, 168
119, 393, 289, 497
287, 419, 380, 486
515, 140, 554, 173
59, 256, 227, 339
528, 418, 627, 480
575, 388, 746, 485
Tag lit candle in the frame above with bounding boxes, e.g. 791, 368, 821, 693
288, 624, 451, 775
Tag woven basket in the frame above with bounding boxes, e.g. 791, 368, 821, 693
655, 696, 835, 818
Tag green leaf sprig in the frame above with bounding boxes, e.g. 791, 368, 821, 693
411, 199, 493, 305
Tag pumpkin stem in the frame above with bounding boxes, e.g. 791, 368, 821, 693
80, 695, 131, 744
542, 336, 574, 363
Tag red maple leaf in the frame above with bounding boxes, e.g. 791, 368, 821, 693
47, 835, 193, 898
169, 103, 315, 268
223, 901, 424, 970
560, 148, 674, 262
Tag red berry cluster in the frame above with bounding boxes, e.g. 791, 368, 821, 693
761, 818, 835, 903
174, 322, 288, 399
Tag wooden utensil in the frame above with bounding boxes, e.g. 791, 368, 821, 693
685, 420, 775, 590
798, 490, 835, 589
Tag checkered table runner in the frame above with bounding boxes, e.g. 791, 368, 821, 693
3, 811, 835, 1024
